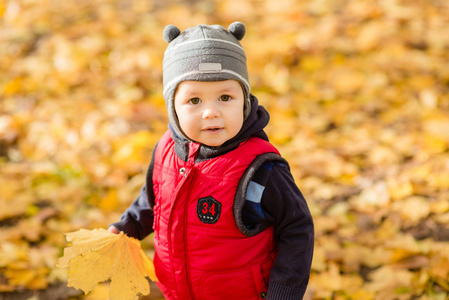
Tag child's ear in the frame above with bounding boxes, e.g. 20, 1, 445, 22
228, 22, 246, 41
163, 25, 181, 43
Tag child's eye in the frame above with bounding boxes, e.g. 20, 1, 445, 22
189, 98, 201, 105
220, 95, 231, 101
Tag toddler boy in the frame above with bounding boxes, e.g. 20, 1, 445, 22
109, 22, 314, 300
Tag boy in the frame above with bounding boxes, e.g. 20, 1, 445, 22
109, 22, 314, 300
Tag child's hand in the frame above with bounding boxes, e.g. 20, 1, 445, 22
108, 226, 120, 234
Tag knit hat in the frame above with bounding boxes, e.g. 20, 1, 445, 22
162, 22, 251, 139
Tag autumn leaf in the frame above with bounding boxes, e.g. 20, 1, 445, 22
57, 228, 157, 300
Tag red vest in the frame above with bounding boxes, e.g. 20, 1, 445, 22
152, 131, 279, 300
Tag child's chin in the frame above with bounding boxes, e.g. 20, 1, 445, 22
203, 142, 224, 147
198, 135, 228, 147
201, 139, 226, 147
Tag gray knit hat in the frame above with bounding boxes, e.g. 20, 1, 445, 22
162, 22, 251, 139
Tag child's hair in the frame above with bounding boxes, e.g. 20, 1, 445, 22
162, 22, 251, 139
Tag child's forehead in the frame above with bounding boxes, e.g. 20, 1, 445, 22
176, 80, 242, 93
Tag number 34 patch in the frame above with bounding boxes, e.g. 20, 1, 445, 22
197, 197, 221, 224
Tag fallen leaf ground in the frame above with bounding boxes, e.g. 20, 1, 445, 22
1, 0, 449, 299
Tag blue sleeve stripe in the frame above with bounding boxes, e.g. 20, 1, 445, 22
246, 181, 265, 203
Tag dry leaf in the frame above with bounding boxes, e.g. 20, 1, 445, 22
57, 228, 157, 300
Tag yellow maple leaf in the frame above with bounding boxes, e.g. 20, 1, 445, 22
57, 228, 157, 300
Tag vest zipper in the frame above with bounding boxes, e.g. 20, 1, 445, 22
184, 143, 200, 299
183, 167, 197, 300
167, 142, 199, 299
166, 165, 193, 299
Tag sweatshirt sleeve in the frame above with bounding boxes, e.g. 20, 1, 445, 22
261, 163, 314, 300
109, 147, 157, 240
110, 185, 154, 240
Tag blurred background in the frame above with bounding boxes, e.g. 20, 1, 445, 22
1, 0, 449, 299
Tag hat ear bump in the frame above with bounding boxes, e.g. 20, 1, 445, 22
228, 22, 246, 40
163, 25, 181, 43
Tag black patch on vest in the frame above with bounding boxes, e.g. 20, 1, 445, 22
197, 197, 221, 224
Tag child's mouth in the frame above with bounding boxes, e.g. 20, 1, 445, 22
204, 127, 223, 133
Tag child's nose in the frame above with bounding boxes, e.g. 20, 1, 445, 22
202, 104, 220, 119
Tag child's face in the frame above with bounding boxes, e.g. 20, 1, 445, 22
174, 80, 244, 147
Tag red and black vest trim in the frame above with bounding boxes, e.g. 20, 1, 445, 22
234, 152, 289, 237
